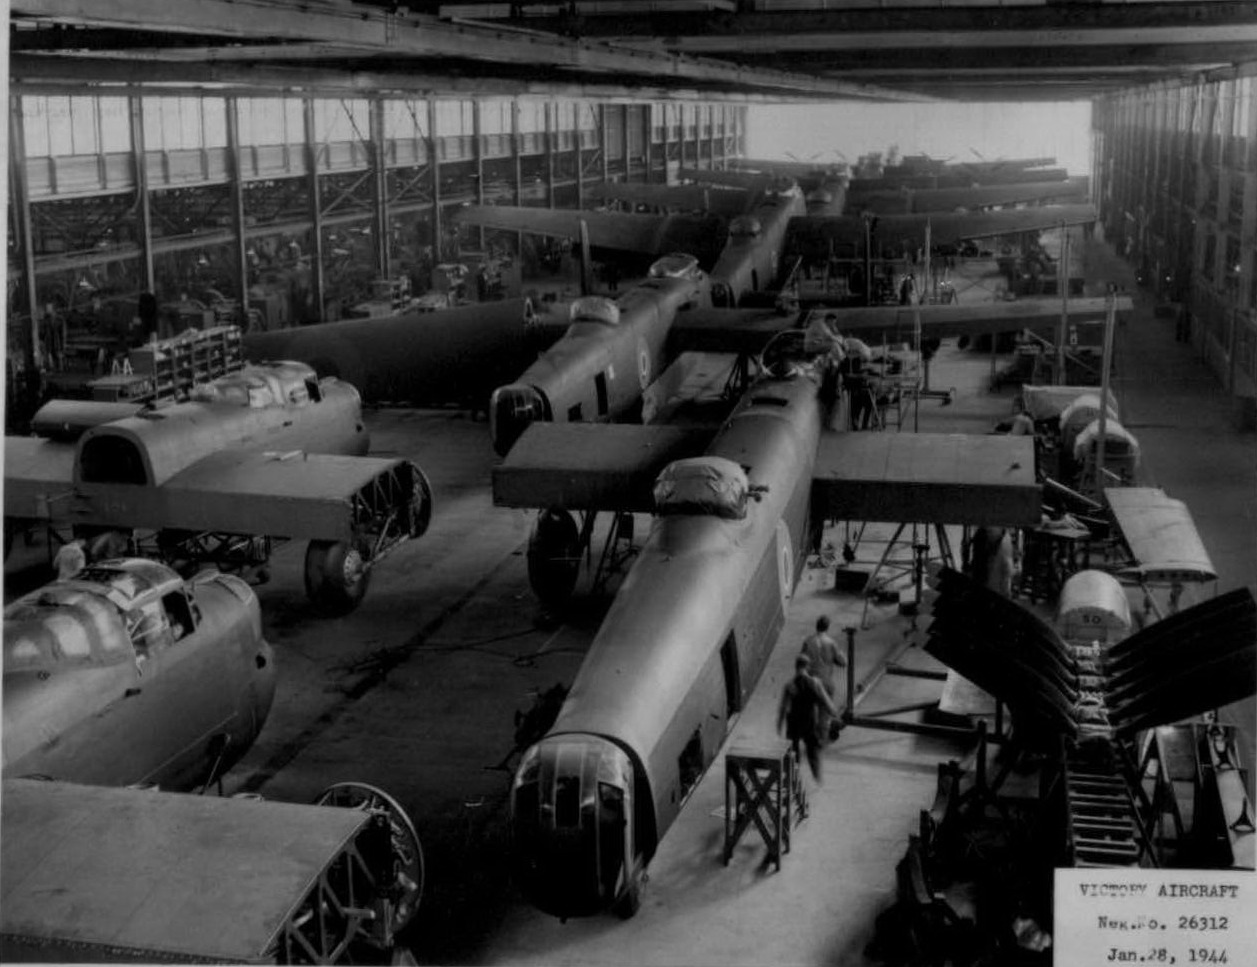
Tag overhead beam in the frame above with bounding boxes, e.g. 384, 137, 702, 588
8, 0, 919, 99
740, 44, 1246, 74
618, 26, 1257, 56
8, 53, 904, 103
558, 2, 1257, 38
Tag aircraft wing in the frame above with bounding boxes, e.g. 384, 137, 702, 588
452, 205, 669, 257
811, 432, 1040, 527
21, 449, 424, 543
677, 167, 777, 191
5, 437, 76, 520
668, 307, 797, 356
806, 296, 1132, 342
1104, 487, 1216, 583
790, 203, 1097, 250
493, 423, 717, 512
0, 778, 381, 963
850, 178, 1090, 215
588, 183, 751, 218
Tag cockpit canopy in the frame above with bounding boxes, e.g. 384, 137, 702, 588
648, 253, 701, 281
569, 296, 621, 326
190, 362, 318, 408
653, 457, 749, 520
728, 215, 762, 239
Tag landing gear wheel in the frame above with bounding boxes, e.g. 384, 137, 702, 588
313, 782, 424, 933
527, 508, 581, 608
304, 538, 371, 615
408, 467, 434, 540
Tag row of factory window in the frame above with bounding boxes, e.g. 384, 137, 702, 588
18, 93, 731, 159
1098, 76, 1255, 140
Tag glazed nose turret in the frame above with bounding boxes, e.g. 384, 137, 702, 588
490, 384, 550, 456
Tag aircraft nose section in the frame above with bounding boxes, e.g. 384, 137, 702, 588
491, 384, 549, 457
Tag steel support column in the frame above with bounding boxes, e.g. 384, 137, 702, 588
660, 102, 670, 183
574, 100, 584, 209
302, 97, 325, 320
371, 97, 390, 278
471, 98, 485, 250
224, 95, 250, 325
621, 103, 631, 181
512, 99, 523, 204
600, 104, 609, 183
428, 98, 443, 259
545, 100, 555, 208
9, 93, 41, 367
128, 95, 155, 294
707, 104, 716, 169
643, 102, 653, 183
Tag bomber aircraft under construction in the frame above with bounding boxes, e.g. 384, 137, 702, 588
4, 361, 432, 613
496, 333, 1044, 917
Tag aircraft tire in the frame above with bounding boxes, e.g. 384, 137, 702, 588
313, 781, 425, 931
527, 508, 581, 607
304, 538, 371, 615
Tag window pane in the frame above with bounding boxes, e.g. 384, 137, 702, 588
178, 98, 202, 148
286, 98, 305, 142
99, 97, 130, 152
70, 96, 99, 154
47, 96, 73, 156
203, 98, 227, 148
22, 96, 50, 157
143, 98, 163, 150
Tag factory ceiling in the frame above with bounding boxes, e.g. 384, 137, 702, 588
9, 0, 1257, 102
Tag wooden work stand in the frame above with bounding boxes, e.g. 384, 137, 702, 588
723, 743, 808, 870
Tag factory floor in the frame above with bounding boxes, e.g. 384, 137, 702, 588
5, 238, 1252, 965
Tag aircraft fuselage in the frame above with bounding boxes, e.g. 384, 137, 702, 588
489, 263, 710, 455
3, 559, 275, 790
708, 189, 807, 307
511, 365, 828, 917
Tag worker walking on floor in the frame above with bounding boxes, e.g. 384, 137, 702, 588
778, 653, 838, 784
801, 615, 846, 740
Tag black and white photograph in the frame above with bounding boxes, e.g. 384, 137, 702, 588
3, 2, 1255, 964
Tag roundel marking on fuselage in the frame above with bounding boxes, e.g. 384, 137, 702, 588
637, 340, 651, 391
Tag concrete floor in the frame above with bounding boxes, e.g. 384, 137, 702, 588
5, 237, 1253, 965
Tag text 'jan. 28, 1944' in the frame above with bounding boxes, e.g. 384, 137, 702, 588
1055, 869, 1255, 966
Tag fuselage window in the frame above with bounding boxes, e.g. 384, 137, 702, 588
678, 729, 703, 799
127, 602, 169, 657
595, 372, 609, 417
161, 590, 196, 642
